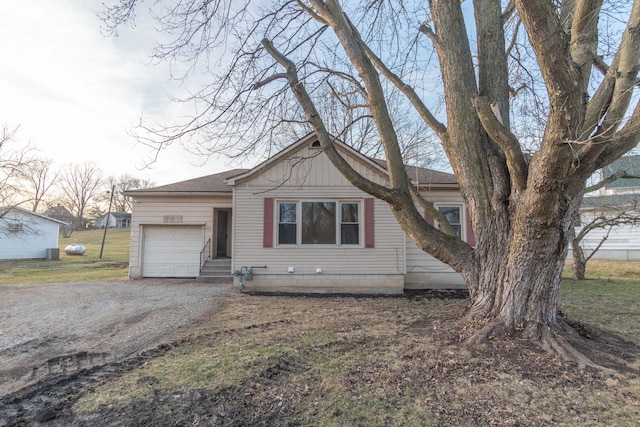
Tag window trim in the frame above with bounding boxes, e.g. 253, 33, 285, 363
275, 199, 364, 247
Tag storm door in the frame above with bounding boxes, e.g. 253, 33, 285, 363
216, 210, 229, 257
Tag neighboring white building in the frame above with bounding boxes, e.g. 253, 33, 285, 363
600, 155, 640, 195
576, 194, 640, 261
0, 207, 67, 259
572, 155, 640, 261
126, 134, 471, 293
94, 212, 131, 229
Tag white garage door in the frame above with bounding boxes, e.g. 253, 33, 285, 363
142, 225, 203, 277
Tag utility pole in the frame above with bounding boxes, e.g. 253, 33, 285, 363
99, 185, 115, 259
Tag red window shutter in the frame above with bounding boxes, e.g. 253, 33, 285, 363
263, 198, 274, 248
465, 208, 476, 246
424, 201, 435, 226
364, 198, 375, 248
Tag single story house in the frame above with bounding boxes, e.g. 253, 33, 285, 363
0, 207, 67, 259
126, 133, 471, 293
94, 212, 132, 229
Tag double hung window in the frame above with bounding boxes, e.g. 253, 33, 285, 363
437, 205, 462, 237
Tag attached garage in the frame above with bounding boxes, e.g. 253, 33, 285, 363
141, 225, 204, 277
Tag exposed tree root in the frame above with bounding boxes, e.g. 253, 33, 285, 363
463, 318, 613, 371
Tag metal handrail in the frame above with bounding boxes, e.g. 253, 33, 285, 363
199, 238, 212, 272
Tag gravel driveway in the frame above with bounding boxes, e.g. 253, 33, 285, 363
0, 279, 233, 399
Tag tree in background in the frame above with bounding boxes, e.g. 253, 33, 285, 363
103, 1, 640, 366
102, 174, 154, 214
0, 124, 32, 209
17, 157, 60, 213
60, 162, 103, 229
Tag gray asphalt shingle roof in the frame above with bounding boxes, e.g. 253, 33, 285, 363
135, 169, 249, 193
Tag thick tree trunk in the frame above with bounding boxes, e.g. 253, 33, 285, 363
467, 184, 578, 339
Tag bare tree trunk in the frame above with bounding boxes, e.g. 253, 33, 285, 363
571, 229, 587, 280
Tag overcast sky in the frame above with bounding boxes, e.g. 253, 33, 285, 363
0, 0, 236, 186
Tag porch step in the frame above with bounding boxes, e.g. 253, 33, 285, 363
198, 258, 233, 282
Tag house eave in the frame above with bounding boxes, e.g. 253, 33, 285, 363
413, 183, 460, 190
126, 191, 233, 197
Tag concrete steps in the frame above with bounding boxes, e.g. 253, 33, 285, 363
198, 258, 233, 282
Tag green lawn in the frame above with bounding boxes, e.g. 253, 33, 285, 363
0, 228, 131, 285
561, 260, 640, 346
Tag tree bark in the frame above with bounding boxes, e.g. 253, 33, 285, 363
572, 234, 587, 281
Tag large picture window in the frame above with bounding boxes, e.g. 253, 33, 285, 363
277, 200, 361, 246
302, 202, 336, 244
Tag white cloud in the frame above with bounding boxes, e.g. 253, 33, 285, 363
0, 0, 232, 186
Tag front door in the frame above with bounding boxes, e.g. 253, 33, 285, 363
216, 210, 229, 257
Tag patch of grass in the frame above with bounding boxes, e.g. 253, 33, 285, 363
561, 260, 640, 346
0, 228, 130, 285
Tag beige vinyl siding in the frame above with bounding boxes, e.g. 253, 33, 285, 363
404, 189, 466, 288
129, 195, 232, 278
404, 241, 465, 288
233, 147, 405, 293
243, 145, 389, 188
233, 186, 405, 276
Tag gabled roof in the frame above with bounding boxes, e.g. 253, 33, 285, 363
44, 204, 74, 218
99, 212, 132, 219
371, 160, 458, 186
226, 132, 458, 187
224, 133, 388, 185
127, 133, 458, 195
125, 169, 248, 195
0, 206, 69, 225
603, 156, 640, 189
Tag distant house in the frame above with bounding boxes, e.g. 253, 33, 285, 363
43, 204, 81, 230
126, 133, 471, 293
0, 207, 67, 259
573, 155, 640, 261
600, 155, 640, 195
95, 212, 131, 229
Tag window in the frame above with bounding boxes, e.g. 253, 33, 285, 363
438, 206, 462, 237
340, 203, 359, 244
278, 202, 297, 244
302, 202, 336, 244
276, 200, 360, 245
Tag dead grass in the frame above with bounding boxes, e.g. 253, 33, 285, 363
74, 279, 640, 426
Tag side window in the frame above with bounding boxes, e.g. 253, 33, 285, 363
438, 206, 462, 237
278, 202, 297, 244
340, 202, 359, 244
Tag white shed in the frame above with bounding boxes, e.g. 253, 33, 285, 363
0, 207, 67, 259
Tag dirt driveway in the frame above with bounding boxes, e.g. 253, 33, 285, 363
0, 279, 233, 400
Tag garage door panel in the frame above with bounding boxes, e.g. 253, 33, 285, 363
142, 225, 203, 277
